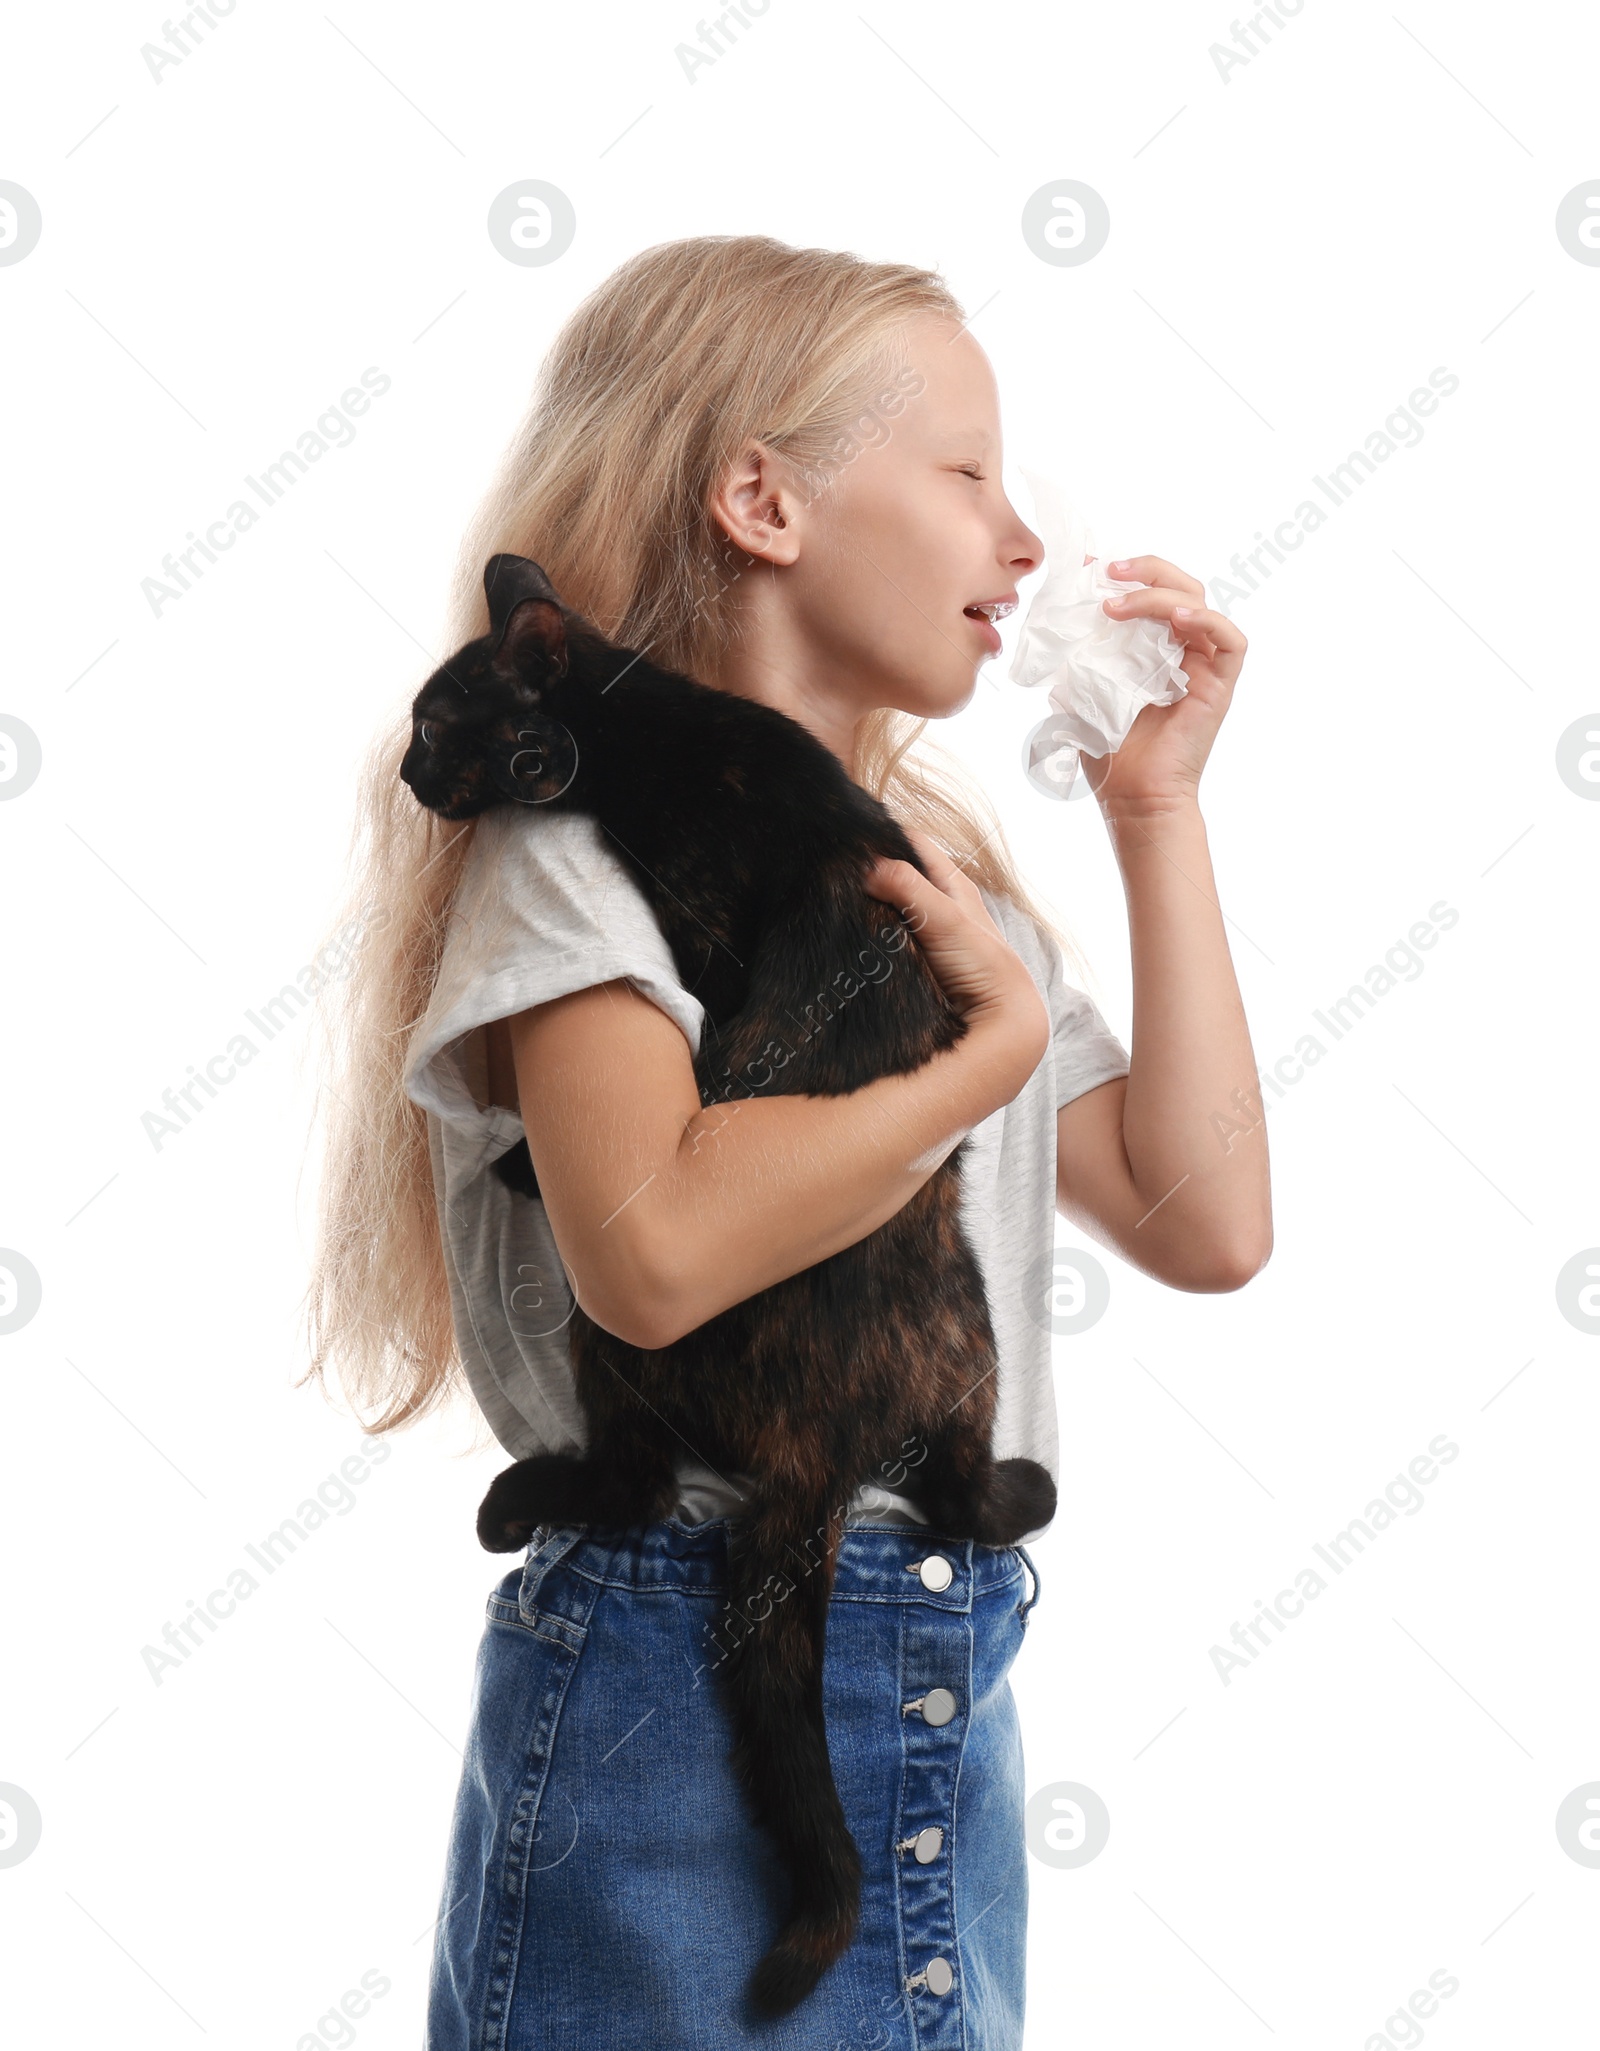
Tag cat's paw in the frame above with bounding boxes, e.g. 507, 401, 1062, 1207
475, 1457, 560, 1552
972, 1458, 1057, 1545
477, 1500, 541, 1553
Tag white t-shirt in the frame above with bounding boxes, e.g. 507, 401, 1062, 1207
403, 806, 1130, 1543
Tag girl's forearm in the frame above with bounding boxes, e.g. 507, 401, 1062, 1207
641, 1016, 1042, 1346
1105, 798, 1272, 1276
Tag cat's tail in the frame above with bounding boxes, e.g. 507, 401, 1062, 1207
713, 1489, 862, 2020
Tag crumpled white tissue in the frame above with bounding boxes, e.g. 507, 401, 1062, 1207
1009, 466, 1189, 798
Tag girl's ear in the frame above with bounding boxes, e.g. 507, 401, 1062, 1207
490, 597, 568, 680
708, 442, 802, 567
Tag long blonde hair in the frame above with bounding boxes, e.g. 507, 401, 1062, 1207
300, 233, 1080, 1436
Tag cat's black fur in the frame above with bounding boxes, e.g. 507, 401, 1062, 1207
401, 555, 1056, 2019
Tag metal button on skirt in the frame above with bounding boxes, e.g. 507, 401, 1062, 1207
425, 1514, 1043, 2050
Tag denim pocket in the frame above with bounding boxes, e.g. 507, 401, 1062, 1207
484, 1563, 524, 1628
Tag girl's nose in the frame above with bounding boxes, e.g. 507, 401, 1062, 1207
1009, 519, 1044, 578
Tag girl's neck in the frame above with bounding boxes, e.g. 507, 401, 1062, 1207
702, 631, 882, 783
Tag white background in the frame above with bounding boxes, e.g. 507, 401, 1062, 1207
3, 1, 1598, 2045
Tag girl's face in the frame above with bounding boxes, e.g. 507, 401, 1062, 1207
710, 313, 1044, 747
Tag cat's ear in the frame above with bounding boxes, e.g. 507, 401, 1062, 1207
484, 555, 567, 680
483, 554, 561, 635
490, 596, 568, 681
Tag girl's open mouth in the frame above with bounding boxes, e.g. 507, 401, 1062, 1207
963, 597, 1016, 654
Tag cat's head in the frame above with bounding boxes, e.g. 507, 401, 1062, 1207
400, 554, 583, 819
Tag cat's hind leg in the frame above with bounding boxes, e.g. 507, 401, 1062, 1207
475, 1423, 679, 1552
903, 1424, 1057, 1548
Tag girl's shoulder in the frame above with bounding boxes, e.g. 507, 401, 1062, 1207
402, 808, 706, 1133
977, 885, 1062, 993
979, 887, 1130, 1104
460, 805, 647, 924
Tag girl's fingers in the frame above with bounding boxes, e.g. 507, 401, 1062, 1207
865, 856, 953, 933
868, 852, 939, 900
863, 855, 921, 913
1103, 584, 1246, 659
1103, 555, 1206, 599
900, 826, 982, 905
900, 825, 947, 871
871, 838, 997, 944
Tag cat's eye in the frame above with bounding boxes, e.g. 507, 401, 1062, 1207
419, 721, 438, 747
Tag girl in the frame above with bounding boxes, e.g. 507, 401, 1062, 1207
305, 234, 1270, 2049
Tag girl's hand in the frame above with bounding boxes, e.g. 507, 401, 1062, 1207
1082, 555, 1247, 817
864, 827, 1050, 1064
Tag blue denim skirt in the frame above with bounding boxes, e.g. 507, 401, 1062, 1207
426, 1514, 1042, 2049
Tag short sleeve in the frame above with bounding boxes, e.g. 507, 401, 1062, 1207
402, 807, 706, 1140
1038, 928, 1130, 1110
980, 891, 1129, 1110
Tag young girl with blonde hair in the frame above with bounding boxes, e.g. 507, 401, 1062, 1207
305, 232, 1270, 2048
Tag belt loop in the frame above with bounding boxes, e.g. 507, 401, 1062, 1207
1014, 1542, 1042, 1620
519, 1523, 582, 1621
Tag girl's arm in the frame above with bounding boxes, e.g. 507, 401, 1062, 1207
507, 836, 1049, 1351
1053, 557, 1273, 1292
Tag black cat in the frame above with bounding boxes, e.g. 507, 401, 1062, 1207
401, 554, 1056, 2019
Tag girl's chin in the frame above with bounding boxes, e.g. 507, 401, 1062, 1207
930, 669, 985, 717
869, 665, 983, 722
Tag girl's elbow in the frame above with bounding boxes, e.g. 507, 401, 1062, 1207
1136, 1215, 1272, 1293
591, 1296, 679, 1352
630, 1284, 702, 1351
1180, 1226, 1273, 1294
581, 1224, 698, 1350
595, 1264, 699, 1350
